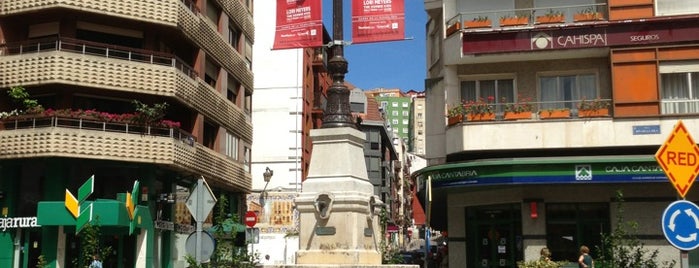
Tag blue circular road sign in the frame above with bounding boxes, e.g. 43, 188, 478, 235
662, 200, 699, 251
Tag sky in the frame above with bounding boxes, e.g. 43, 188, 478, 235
321, 0, 427, 92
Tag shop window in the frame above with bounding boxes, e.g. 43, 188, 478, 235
546, 203, 609, 263
539, 74, 597, 110
460, 79, 515, 113
660, 63, 699, 114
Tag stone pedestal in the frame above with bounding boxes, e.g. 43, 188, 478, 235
295, 127, 382, 265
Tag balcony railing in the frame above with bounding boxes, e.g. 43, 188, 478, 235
447, 3, 608, 33
0, 37, 197, 79
1, 116, 196, 146
661, 99, 699, 114
448, 99, 613, 124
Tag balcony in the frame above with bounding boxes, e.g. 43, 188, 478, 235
0, 116, 251, 191
446, 3, 608, 36
0, 37, 252, 142
444, 98, 699, 154
0, 0, 253, 91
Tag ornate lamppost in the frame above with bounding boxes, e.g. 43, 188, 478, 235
322, 0, 354, 129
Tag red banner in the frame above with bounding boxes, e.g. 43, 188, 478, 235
351, 0, 405, 44
273, 0, 323, 50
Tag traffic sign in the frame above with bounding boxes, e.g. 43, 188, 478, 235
244, 211, 257, 228
186, 178, 217, 222
185, 231, 215, 262
655, 121, 699, 198
662, 200, 699, 251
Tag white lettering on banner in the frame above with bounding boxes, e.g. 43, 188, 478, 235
630, 34, 660, 42
605, 165, 663, 173
0, 217, 40, 231
556, 34, 606, 47
432, 170, 478, 180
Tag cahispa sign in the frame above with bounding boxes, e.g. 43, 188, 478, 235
463, 19, 699, 54
1, 217, 40, 231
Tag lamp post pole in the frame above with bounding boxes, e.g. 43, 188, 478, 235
322, 0, 354, 129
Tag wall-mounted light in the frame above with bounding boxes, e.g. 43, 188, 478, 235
530, 201, 538, 219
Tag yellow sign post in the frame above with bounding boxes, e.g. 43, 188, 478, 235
655, 120, 699, 198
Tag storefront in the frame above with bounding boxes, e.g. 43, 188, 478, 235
414, 155, 686, 267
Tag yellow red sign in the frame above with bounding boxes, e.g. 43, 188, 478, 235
655, 120, 699, 198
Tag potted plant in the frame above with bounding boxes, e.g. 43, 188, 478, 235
499, 14, 529, 27
464, 96, 496, 121
539, 107, 571, 119
574, 7, 603, 22
464, 16, 492, 29
536, 9, 565, 24
503, 96, 534, 120
447, 104, 466, 126
577, 98, 610, 117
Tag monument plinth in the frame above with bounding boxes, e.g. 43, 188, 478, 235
295, 127, 382, 265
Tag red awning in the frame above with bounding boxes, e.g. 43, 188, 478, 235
411, 192, 426, 226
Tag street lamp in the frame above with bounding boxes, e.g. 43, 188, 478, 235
260, 167, 273, 206
322, 0, 354, 129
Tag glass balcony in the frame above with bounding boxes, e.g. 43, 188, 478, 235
447, 3, 608, 35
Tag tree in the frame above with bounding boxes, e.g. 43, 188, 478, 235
72, 218, 112, 268
594, 190, 676, 268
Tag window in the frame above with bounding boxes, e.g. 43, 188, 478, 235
228, 24, 240, 51
402, 111, 409, 116
417, 104, 423, 109
392, 119, 399, 125
460, 79, 515, 112
351, 101, 365, 113
402, 119, 409, 125
417, 112, 423, 119
225, 132, 239, 160
244, 39, 253, 69
206, 1, 221, 27
429, 24, 440, 65
418, 122, 423, 127
392, 102, 398, 107
205, 60, 219, 88
546, 203, 609, 262
402, 102, 409, 107
243, 146, 251, 172
539, 74, 597, 110
381, 101, 388, 109
660, 63, 699, 114
227, 75, 239, 105
402, 128, 408, 134
657, 0, 699, 16
392, 110, 399, 116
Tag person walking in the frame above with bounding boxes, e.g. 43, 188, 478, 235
578, 245, 594, 268
540, 247, 552, 262
89, 253, 103, 268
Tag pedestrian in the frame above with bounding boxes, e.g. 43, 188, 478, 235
89, 253, 103, 268
540, 247, 552, 262
578, 245, 594, 268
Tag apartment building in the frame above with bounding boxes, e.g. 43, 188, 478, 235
0, 0, 253, 267
417, 0, 699, 267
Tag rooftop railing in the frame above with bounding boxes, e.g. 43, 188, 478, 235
0, 37, 198, 79
447, 3, 608, 33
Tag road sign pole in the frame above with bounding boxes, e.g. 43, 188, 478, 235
196, 178, 203, 264
681, 251, 688, 268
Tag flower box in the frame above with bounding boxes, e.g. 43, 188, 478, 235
536, 15, 565, 24
499, 17, 529, 27
578, 108, 609, 118
464, 20, 492, 29
504, 111, 533, 120
447, 114, 463, 126
446, 22, 461, 36
574, 12, 603, 22
539, 109, 571, 119
467, 113, 496, 121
